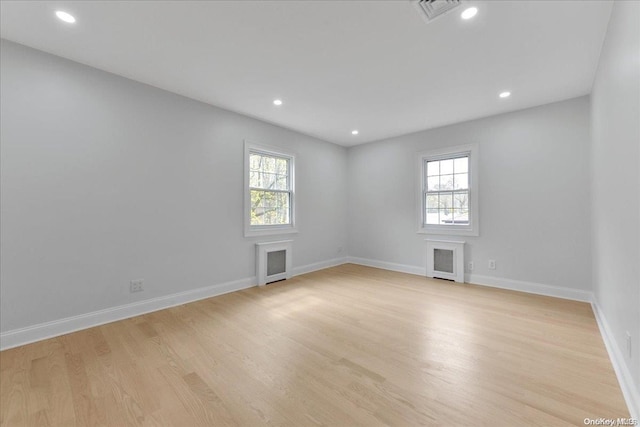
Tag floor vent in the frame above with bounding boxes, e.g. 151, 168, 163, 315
426, 239, 465, 283
256, 240, 292, 286
414, 0, 462, 23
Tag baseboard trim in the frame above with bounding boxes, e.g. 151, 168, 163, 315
0, 276, 256, 351
347, 256, 592, 302
292, 257, 348, 276
592, 301, 640, 419
347, 256, 425, 276
465, 273, 593, 302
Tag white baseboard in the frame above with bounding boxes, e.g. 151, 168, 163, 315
347, 256, 425, 276
347, 256, 592, 302
292, 256, 348, 276
592, 301, 640, 420
465, 273, 593, 302
0, 276, 256, 351
0, 257, 352, 351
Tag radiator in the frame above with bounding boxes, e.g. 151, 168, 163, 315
256, 240, 293, 286
425, 239, 465, 283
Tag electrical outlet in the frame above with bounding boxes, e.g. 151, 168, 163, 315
468, 261, 474, 271
488, 259, 496, 270
130, 279, 144, 293
626, 331, 632, 358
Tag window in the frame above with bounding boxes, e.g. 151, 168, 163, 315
244, 142, 296, 236
418, 144, 479, 236
426, 156, 469, 225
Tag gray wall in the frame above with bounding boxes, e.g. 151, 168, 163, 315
0, 40, 348, 332
591, 0, 640, 399
347, 96, 592, 292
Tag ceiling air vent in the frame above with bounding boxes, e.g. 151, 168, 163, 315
414, 0, 462, 22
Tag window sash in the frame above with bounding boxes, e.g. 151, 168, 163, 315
249, 152, 291, 192
250, 189, 291, 226
424, 189, 470, 225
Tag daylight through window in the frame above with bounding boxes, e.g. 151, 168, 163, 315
249, 151, 292, 226
425, 155, 469, 226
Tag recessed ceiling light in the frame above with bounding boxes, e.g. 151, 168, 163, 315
351, 130, 359, 135
461, 7, 478, 20
55, 11, 76, 23
499, 91, 511, 98
273, 99, 283, 106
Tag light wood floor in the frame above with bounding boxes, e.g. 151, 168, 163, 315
0, 264, 629, 426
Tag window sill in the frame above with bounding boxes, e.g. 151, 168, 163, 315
417, 226, 478, 237
244, 226, 298, 238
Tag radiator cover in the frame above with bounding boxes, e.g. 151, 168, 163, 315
426, 239, 465, 283
256, 240, 293, 286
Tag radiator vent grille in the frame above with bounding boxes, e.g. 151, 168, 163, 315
434, 249, 454, 274
267, 250, 286, 276
414, 0, 462, 22
256, 241, 292, 286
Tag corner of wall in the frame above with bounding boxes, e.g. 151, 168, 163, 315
592, 300, 640, 419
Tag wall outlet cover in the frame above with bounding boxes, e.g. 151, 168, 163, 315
130, 279, 144, 293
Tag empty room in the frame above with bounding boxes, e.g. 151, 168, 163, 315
0, 0, 638, 426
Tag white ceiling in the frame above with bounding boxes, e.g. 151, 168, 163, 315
0, 1, 613, 146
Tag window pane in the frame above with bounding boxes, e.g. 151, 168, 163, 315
427, 176, 439, 191
275, 174, 288, 190
250, 190, 264, 225
454, 157, 468, 174
427, 161, 440, 176
276, 192, 290, 224
439, 209, 454, 224
263, 192, 277, 223
454, 173, 468, 190
250, 154, 262, 171
426, 194, 439, 209
453, 191, 469, 210
426, 209, 439, 225
275, 158, 288, 175
264, 156, 276, 173
250, 171, 261, 187
439, 193, 453, 210
261, 172, 276, 189
440, 174, 454, 190
440, 159, 454, 175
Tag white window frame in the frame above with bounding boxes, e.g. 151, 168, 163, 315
417, 143, 479, 236
244, 141, 297, 237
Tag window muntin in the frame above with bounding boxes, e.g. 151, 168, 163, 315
424, 155, 469, 226
249, 151, 292, 226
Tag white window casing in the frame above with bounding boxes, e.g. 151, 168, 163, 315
244, 141, 297, 237
417, 143, 479, 236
